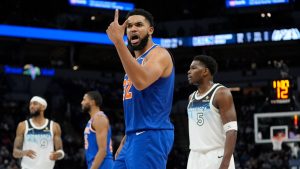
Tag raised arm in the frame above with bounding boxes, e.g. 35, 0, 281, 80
117, 46, 172, 90
49, 122, 64, 161
13, 121, 36, 159
90, 115, 110, 169
106, 10, 172, 90
214, 87, 238, 169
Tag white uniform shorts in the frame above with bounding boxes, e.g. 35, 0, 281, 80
187, 149, 235, 169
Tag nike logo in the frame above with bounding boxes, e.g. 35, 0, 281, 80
136, 131, 145, 135
218, 156, 223, 158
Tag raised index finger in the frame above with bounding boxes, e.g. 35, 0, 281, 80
114, 9, 119, 23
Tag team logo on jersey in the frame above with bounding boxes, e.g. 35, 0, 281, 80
43, 127, 50, 132
202, 96, 210, 102
40, 138, 48, 149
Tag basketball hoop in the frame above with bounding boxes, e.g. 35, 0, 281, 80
271, 133, 286, 151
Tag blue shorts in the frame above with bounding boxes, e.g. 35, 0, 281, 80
113, 130, 174, 169
88, 158, 113, 169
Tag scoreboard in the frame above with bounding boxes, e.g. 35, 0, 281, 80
270, 79, 292, 104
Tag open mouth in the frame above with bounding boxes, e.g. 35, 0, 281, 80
130, 35, 139, 44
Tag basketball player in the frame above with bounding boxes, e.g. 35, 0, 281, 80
81, 91, 113, 169
187, 55, 238, 169
13, 96, 64, 169
106, 9, 174, 169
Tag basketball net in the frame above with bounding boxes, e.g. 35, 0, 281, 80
271, 133, 286, 151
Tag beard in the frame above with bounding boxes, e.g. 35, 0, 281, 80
82, 105, 91, 114
127, 34, 149, 51
30, 110, 41, 118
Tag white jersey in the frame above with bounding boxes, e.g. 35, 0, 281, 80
187, 83, 226, 153
21, 118, 55, 169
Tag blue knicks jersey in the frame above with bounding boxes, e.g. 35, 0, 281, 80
84, 112, 113, 164
123, 44, 175, 133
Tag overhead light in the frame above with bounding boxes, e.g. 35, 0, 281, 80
73, 65, 79, 70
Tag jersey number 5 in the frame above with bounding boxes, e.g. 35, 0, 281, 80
197, 113, 204, 126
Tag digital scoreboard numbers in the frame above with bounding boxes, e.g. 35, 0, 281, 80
270, 79, 291, 104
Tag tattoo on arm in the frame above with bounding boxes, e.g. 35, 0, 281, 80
53, 123, 63, 151
13, 123, 25, 158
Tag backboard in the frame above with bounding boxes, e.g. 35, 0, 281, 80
254, 111, 300, 143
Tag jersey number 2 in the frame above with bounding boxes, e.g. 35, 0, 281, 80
123, 79, 132, 100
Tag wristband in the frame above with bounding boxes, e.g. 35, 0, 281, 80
223, 121, 238, 133
56, 149, 65, 160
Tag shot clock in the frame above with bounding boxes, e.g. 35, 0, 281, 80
270, 79, 292, 104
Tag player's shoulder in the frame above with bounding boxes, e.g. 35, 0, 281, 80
16, 120, 27, 133
93, 114, 109, 130
50, 120, 62, 129
215, 84, 230, 93
154, 45, 168, 52
151, 46, 171, 58
94, 113, 109, 123
50, 121, 62, 135
214, 84, 233, 99
51, 121, 60, 126
17, 120, 27, 127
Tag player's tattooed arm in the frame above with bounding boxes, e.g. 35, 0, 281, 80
50, 122, 64, 160
53, 122, 63, 150
13, 122, 36, 159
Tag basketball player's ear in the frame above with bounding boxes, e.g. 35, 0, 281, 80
41, 105, 46, 111
148, 26, 154, 36
202, 67, 209, 76
92, 100, 97, 107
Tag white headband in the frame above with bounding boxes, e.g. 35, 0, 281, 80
30, 96, 47, 109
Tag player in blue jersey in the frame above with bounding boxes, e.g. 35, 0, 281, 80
81, 91, 113, 169
107, 8, 175, 169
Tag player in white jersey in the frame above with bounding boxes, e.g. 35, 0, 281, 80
187, 55, 238, 169
13, 96, 65, 169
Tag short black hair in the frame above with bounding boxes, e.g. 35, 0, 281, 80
86, 91, 103, 107
126, 8, 154, 27
193, 55, 218, 76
